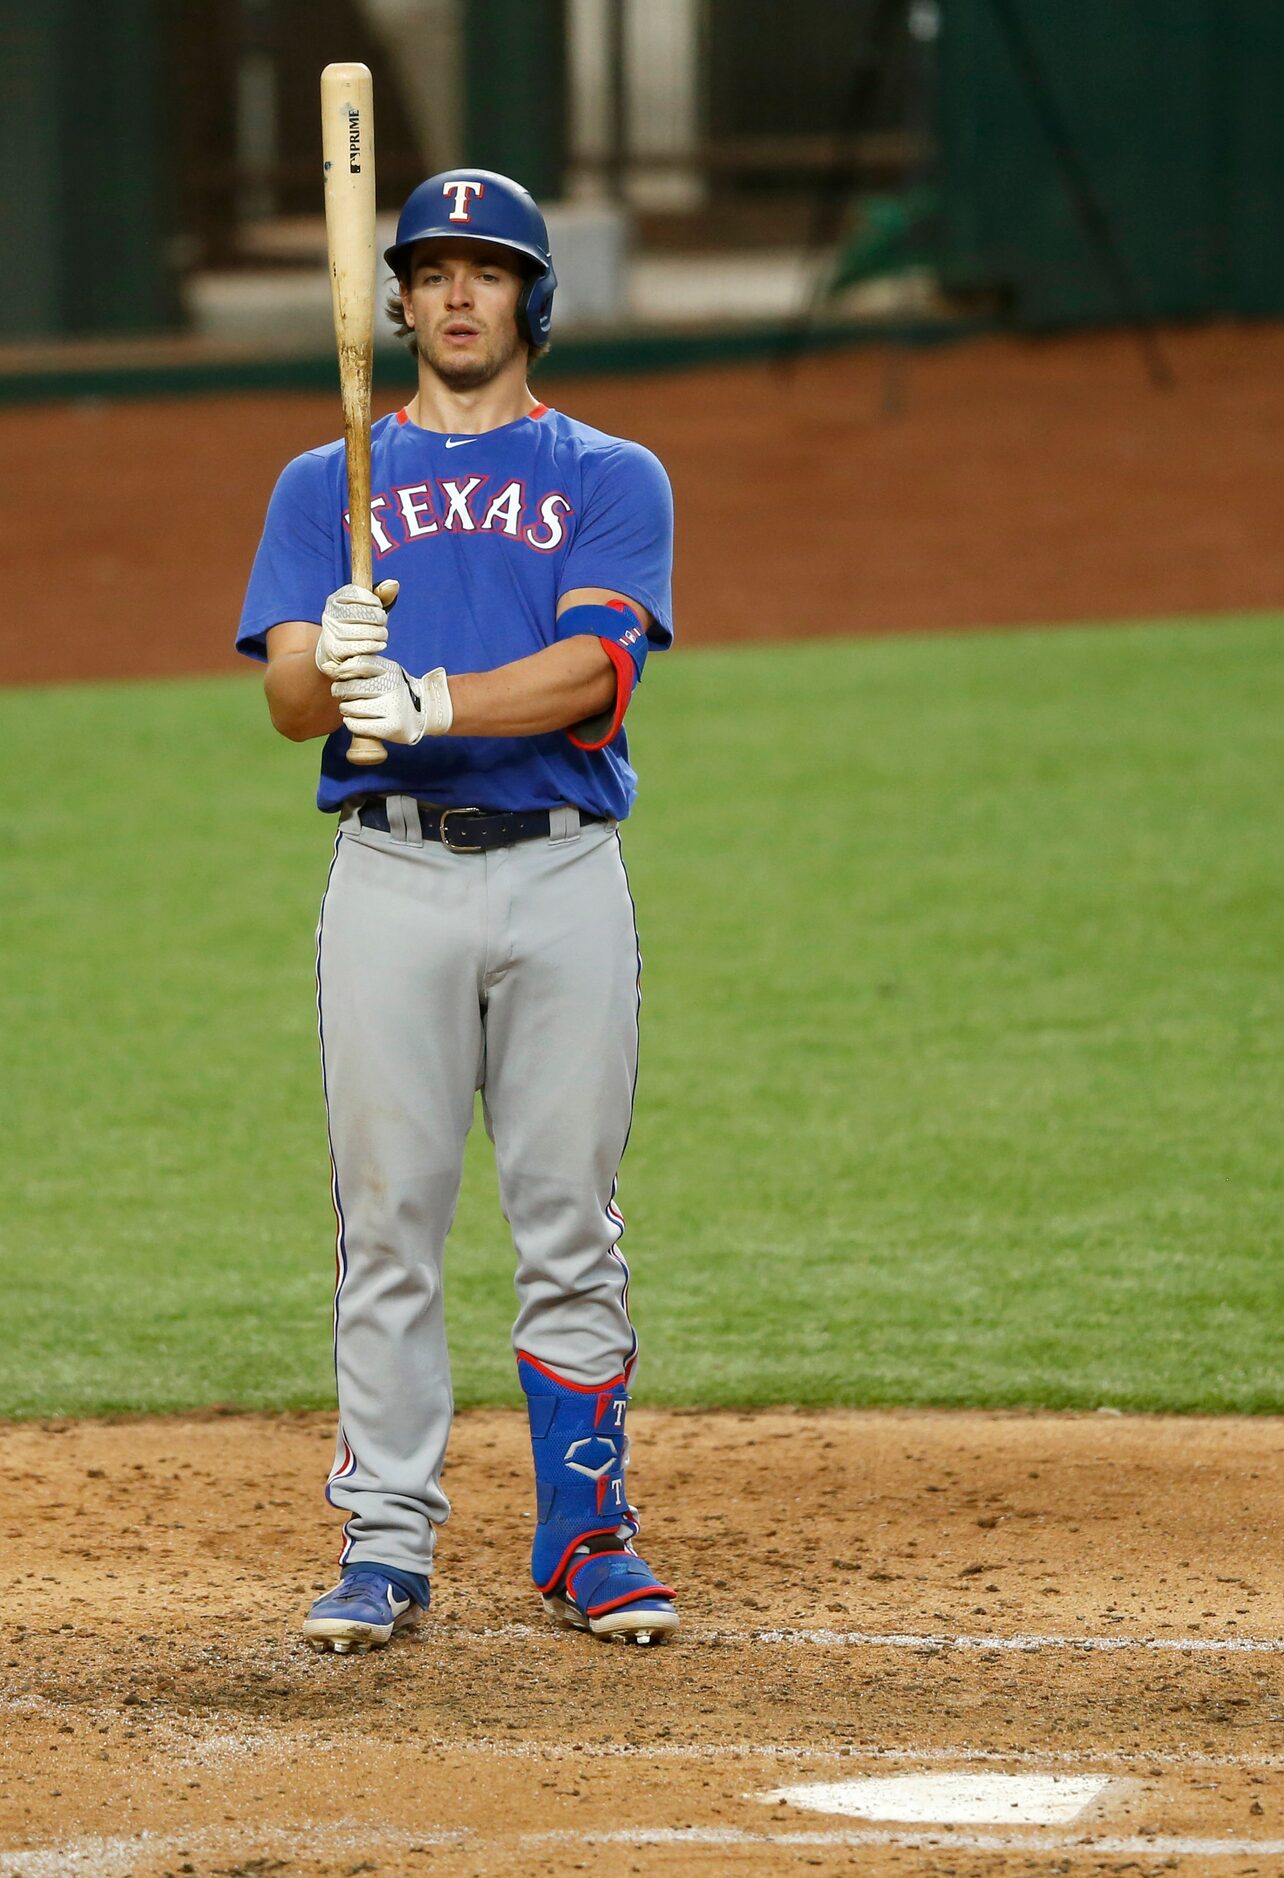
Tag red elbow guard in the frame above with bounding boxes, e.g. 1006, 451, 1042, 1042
567, 636, 636, 751
560, 598, 646, 751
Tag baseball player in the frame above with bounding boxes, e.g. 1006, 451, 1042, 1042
237, 170, 677, 1652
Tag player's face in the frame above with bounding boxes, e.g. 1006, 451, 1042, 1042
401, 242, 527, 389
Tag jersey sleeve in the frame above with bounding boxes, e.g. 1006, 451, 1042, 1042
559, 441, 674, 648
236, 450, 343, 662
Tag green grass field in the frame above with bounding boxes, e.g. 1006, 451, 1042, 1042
2, 616, 1281, 1419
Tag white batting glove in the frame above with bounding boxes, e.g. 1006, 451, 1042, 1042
314, 579, 400, 678
332, 657, 453, 744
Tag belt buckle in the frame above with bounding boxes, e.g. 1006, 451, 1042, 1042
439, 805, 485, 853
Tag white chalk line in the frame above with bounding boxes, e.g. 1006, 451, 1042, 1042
746, 1627, 1284, 1654
427, 1742, 1284, 1770
162, 1732, 1284, 1771
12, 1620, 1284, 1659
0, 1824, 462, 1878
4, 1691, 1282, 1773
7, 1621, 1280, 1660
454, 1620, 1284, 1655
531, 1827, 1284, 1855
7, 1822, 1284, 1872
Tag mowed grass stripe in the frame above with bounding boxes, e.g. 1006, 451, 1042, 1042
0, 615, 1280, 1417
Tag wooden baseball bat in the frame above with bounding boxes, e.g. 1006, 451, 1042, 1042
320, 61, 385, 766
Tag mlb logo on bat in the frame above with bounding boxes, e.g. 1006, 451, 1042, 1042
443, 180, 485, 221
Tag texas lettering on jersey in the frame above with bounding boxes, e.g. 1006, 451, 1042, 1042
350, 480, 574, 557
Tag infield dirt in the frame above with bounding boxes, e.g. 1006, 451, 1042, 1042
7, 320, 1284, 685
1, 1408, 1280, 1876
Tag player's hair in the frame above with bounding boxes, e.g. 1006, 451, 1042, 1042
386, 278, 550, 366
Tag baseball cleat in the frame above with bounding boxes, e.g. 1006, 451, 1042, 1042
302, 1565, 428, 1653
543, 1546, 679, 1644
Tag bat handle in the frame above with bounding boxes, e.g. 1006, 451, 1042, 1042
347, 733, 387, 766
343, 570, 394, 762
343, 552, 387, 765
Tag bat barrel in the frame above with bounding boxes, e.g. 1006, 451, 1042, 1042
321, 62, 384, 766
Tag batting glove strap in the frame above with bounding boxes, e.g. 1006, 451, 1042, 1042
518, 1351, 634, 1593
332, 660, 453, 744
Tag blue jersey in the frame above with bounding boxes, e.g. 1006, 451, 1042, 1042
237, 402, 674, 818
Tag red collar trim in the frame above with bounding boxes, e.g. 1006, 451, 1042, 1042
395, 402, 549, 429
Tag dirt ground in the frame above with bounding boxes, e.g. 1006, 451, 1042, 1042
1, 1408, 1280, 1877
6, 320, 1284, 686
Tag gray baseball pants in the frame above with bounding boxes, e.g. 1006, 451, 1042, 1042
315, 799, 641, 1578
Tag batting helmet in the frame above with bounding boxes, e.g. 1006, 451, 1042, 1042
384, 168, 557, 347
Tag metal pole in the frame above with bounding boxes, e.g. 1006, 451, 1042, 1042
981, 0, 1175, 389
776, 0, 908, 372
605, 0, 628, 203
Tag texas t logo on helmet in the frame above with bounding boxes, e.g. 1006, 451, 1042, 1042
442, 179, 485, 221
385, 167, 558, 347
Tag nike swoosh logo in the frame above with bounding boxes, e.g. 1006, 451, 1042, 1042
385, 1587, 411, 1615
444, 437, 477, 448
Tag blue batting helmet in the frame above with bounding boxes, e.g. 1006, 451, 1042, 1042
384, 168, 557, 347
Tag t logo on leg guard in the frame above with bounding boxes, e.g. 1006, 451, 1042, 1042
565, 1435, 626, 1514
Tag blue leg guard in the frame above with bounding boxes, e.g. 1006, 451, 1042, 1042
518, 1352, 679, 1645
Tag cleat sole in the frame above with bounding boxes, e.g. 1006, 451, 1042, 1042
592, 1606, 679, 1643
541, 1594, 590, 1634
541, 1592, 678, 1644
301, 1610, 419, 1654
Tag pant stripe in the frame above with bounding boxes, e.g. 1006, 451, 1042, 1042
316, 828, 358, 1559
610, 830, 644, 1376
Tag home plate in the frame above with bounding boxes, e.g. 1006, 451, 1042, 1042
757, 1773, 1111, 1825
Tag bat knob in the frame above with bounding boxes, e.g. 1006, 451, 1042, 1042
347, 735, 387, 766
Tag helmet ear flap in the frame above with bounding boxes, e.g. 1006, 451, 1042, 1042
516, 263, 556, 349
521, 261, 556, 349
516, 273, 535, 348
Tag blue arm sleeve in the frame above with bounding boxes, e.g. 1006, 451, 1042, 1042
236, 450, 344, 662
554, 599, 650, 680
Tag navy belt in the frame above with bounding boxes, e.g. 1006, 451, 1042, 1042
357, 798, 604, 854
